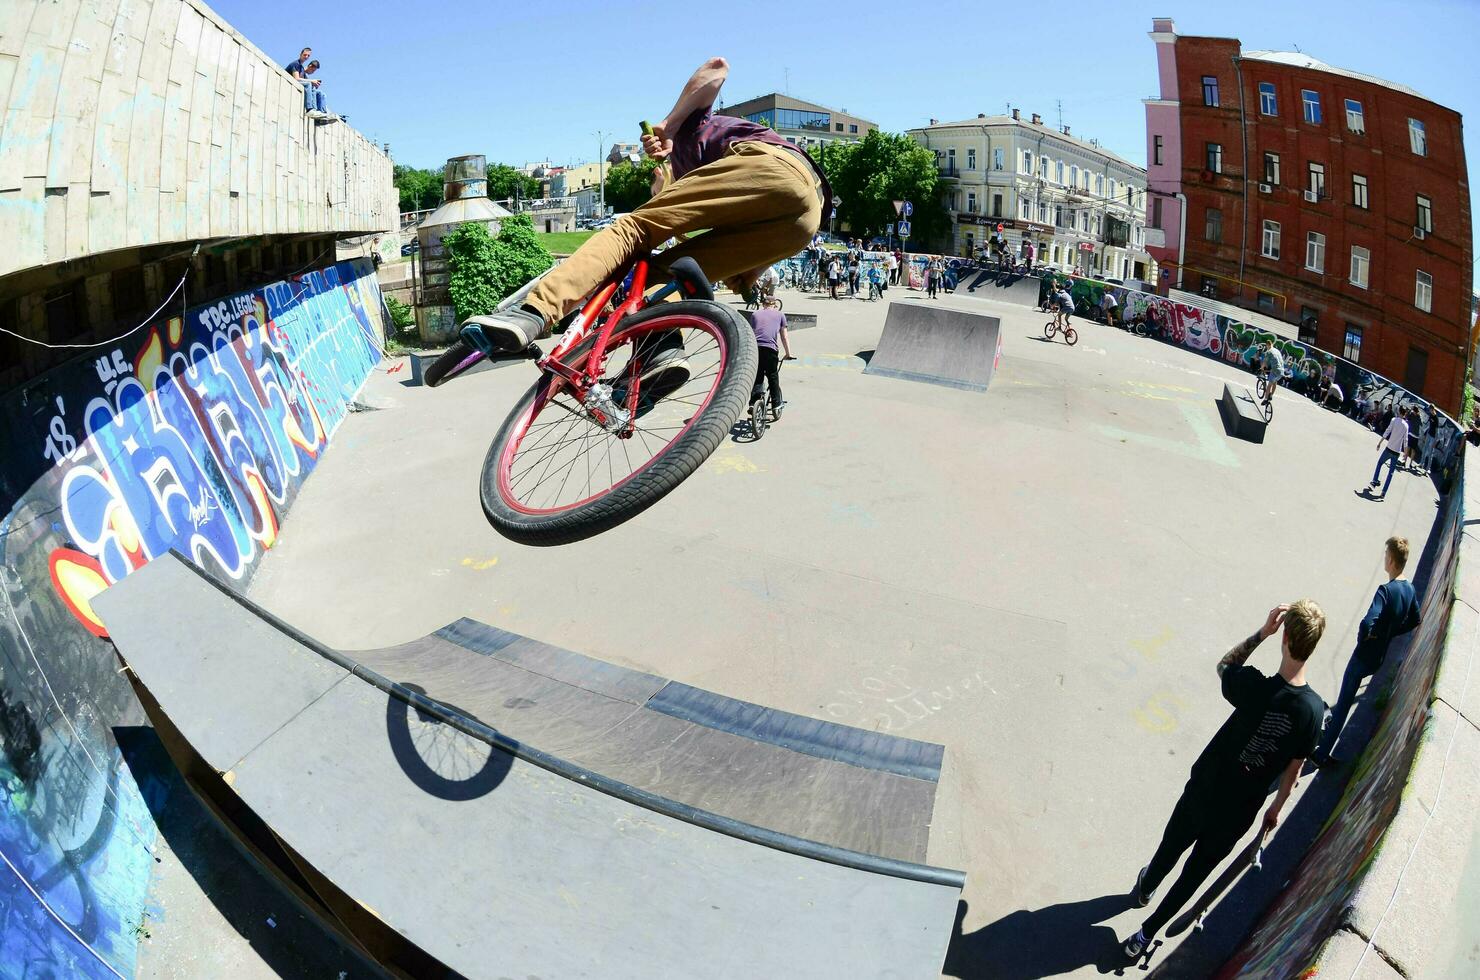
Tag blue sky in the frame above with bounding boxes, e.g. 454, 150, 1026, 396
216, 0, 1479, 258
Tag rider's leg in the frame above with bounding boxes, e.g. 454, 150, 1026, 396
465, 142, 819, 352
759, 346, 782, 410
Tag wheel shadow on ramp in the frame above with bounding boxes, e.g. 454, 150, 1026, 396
864, 303, 1002, 391
95, 554, 965, 979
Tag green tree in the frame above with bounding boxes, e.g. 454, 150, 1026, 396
393, 164, 442, 212
442, 214, 555, 322
486, 163, 542, 202
809, 131, 948, 245
603, 158, 661, 213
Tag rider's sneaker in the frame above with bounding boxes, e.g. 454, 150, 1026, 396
461, 306, 550, 356
771, 400, 783, 422
1121, 930, 1151, 960
1132, 866, 1154, 908
612, 330, 690, 415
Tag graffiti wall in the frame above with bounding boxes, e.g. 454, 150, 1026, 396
1217, 470, 1465, 978
0, 259, 384, 975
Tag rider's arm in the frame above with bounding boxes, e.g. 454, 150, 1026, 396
779, 324, 792, 358
658, 57, 729, 138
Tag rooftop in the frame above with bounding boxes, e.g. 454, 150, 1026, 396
909, 115, 1143, 172
1242, 50, 1426, 101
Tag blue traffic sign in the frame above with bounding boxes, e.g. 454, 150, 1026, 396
902, 201, 914, 218
898, 220, 912, 238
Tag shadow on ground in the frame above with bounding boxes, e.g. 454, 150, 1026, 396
942, 896, 1133, 978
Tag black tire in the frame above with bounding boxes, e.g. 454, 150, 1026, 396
480, 300, 756, 545
1064, 327, 1078, 347
423, 339, 485, 388
1044, 321, 1057, 339
750, 391, 768, 440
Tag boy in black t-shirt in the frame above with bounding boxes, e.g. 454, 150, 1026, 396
1122, 601, 1327, 961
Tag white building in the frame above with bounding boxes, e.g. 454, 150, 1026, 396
907, 111, 1156, 281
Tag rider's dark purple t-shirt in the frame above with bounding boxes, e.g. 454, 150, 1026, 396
669, 106, 832, 223
748, 308, 786, 350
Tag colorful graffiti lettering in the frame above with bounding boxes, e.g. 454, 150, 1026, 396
0, 258, 384, 975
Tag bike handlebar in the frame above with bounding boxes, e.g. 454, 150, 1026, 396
640, 120, 654, 136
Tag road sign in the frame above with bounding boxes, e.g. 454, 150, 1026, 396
886, 222, 895, 234
902, 201, 914, 218
892, 200, 904, 216
898, 220, 912, 238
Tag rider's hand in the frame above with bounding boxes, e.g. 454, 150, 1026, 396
642, 126, 673, 160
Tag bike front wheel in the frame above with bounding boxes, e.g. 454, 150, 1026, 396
481, 300, 756, 545
1044, 320, 1058, 339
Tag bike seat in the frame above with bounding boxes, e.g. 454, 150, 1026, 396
667, 257, 715, 302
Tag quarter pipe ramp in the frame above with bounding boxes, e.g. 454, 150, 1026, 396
94, 554, 965, 979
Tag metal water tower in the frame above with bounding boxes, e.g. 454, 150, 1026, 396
414, 154, 513, 344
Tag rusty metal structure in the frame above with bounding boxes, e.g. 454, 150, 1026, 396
415, 155, 513, 343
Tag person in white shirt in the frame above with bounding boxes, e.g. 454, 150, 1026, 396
1369, 411, 1410, 499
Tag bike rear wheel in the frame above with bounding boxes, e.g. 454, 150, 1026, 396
423, 339, 486, 388
481, 300, 756, 545
1064, 326, 1078, 346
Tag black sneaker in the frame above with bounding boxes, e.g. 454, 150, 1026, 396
611, 332, 690, 418
1121, 930, 1151, 960
461, 307, 550, 356
1133, 866, 1154, 908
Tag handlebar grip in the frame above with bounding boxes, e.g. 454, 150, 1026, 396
640, 121, 654, 136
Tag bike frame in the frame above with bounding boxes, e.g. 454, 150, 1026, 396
536, 257, 683, 431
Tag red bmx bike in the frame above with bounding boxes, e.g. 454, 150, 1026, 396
422, 254, 756, 545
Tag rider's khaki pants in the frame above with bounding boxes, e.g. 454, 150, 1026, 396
526, 141, 823, 322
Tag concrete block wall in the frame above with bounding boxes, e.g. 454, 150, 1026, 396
0, 0, 395, 279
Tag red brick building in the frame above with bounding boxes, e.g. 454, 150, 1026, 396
1143, 18, 1473, 413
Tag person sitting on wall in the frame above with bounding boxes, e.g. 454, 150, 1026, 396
286, 47, 328, 119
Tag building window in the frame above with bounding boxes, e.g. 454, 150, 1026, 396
1151, 197, 1163, 229
1353, 174, 1369, 209
1153, 135, 1163, 165
1306, 232, 1326, 272
1070, 164, 1079, 187
849, 124, 858, 134
1263, 152, 1280, 185
1307, 161, 1325, 198
1205, 143, 1222, 173
1080, 211, 1090, 232
1038, 201, 1049, 223
1200, 275, 1219, 298
1350, 245, 1370, 288
1409, 118, 1426, 156
1056, 161, 1064, 184
1345, 98, 1364, 133
992, 193, 1003, 217
1039, 156, 1049, 179
746, 108, 831, 131
967, 148, 976, 170
1108, 178, 1117, 199
1205, 207, 1223, 242
1055, 205, 1065, 227
1202, 75, 1220, 106
967, 192, 976, 213
1261, 220, 1281, 259
1344, 325, 1363, 362
1256, 292, 1275, 311
1415, 270, 1432, 312
1302, 89, 1322, 124
1094, 174, 1103, 195
1019, 198, 1031, 220
993, 147, 1004, 170
1021, 150, 1032, 173
1416, 194, 1432, 233
835, 122, 843, 132
947, 148, 955, 173
1258, 82, 1277, 115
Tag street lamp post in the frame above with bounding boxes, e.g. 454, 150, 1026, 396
595, 129, 610, 219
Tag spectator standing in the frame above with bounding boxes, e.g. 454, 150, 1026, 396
1122, 602, 1327, 962
892, 249, 904, 285
1368, 410, 1410, 499
884, 250, 898, 288
827, 255, 841, 299
1099, 289, 1120, 327
848, 253, 861, 297
1312, 538, 1420, 768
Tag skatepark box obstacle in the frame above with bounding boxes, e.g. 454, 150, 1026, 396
865, 302, 1003, 392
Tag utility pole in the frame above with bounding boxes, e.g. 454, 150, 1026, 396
595, 129, 610, 218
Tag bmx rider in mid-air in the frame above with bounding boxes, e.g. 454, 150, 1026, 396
460, 56, 832, 397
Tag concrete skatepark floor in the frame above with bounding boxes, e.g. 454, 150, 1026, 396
245, 286, 1441, 978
